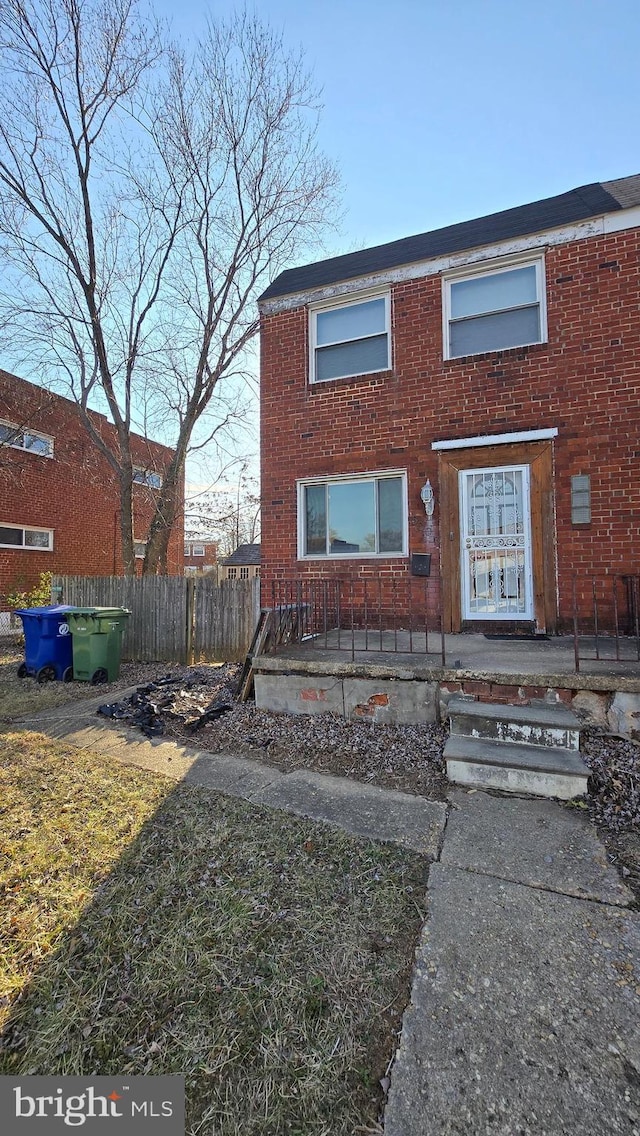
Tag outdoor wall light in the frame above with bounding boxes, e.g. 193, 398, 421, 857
420, 479, 435, 517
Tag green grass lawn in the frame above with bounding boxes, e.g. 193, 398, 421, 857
0, 729, 426, 1135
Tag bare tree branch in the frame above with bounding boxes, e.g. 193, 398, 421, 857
0, 1, 340, 574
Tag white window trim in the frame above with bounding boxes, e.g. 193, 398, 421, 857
134, 539, 147, 559
308, 288, 391, 384
0, 418, 54, 457
0, 523, 54, 551
297, 469, 408, 560
133, 467, 162, 489
432, 427, 558, 451
191, 544, 205, 556
442, 252, 547, 361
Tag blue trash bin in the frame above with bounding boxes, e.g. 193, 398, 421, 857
15, 605, 76, 683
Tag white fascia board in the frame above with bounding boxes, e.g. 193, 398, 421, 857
432, 428, 558, 451
259, 204, 640, 315
603, 204, 640, 233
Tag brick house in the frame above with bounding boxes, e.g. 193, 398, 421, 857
258, 175, 640, 634
0, 370, 184, 598
184, 538, 218, 575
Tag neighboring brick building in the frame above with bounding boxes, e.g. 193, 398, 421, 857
184, 538, 218, 574
259, 175, 640, 633
0, 370, 184, 598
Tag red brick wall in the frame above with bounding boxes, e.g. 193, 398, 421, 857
260, 228, 640, 628
0, 371, 184, 598
184, 541, 218, 571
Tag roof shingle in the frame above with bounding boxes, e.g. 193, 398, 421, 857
259, 175, 640, 302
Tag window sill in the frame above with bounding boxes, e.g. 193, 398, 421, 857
443, 342, 547, 367
298, 552, 407, 562
309, 369, 394, 390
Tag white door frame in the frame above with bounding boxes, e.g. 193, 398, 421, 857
459, 464, 534, 621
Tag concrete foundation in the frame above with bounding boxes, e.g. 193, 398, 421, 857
253, 637, 640, 737
254, 672, 438, 724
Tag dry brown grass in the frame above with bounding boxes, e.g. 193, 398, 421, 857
0, 728, 426, 1135
0, 647, 176, 721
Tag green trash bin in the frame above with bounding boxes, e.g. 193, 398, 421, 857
66, 608, 130, 684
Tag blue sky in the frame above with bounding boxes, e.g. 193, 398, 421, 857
156, 0, 640, 259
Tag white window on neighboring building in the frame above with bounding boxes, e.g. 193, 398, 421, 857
298, 471, 407, 559
309, 291, 391, 383
0, 524, 53, 550
134, 540, 147, 559
443, 255, 546, 359
239, 565, 250, 579
192, 543, 205, 556
227, 566, 238, 579
0, 420, 53, 457
133, 467, 162, 489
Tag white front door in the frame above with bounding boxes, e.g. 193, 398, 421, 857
459, 465, 533, 620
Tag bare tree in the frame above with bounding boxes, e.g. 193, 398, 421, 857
0, 0, 339, 573
186, 465, 261, 559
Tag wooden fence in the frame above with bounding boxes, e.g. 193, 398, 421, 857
52, 576, 261, 664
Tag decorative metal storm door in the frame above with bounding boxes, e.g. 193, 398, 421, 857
459, 465, 533, 620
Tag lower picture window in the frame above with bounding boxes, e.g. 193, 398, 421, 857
300, 473, 406, 557
0, 524, 53, 550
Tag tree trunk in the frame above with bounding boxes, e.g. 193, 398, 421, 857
119, 467, 136, 575
143, 449, 185, 575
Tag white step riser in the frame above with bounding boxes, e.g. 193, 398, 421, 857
446, 759, 589, 801
451, 719, 580, 750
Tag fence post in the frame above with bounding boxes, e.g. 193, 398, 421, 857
185, 576, 196, 664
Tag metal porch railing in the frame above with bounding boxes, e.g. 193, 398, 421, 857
265, 577, 446, 664
571, 573, 640, 672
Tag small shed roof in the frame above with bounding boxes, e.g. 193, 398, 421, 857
224, 543, 261, 566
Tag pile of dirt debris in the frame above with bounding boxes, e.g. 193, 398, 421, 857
97, 664, 241, 737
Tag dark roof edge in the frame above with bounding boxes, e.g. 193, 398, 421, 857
259, 175, 640, 303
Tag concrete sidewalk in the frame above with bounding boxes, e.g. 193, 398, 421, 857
16, 693, 640, 1135
385, 791, 639, 1136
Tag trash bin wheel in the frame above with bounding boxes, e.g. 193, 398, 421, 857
91, 667, 109, 685
17, 662, 28, 679
36, 664, 57, 683
62, 666, 74, 683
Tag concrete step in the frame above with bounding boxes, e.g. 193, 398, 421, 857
447, 695, 581, 751
443, 734, 590, 800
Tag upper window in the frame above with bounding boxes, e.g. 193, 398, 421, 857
0, 420, 53, 457
444, 257, 546, 359
134, 540, 147, 559
133, 468, 162, 489
310, 292, 391, 383
191, 543, 205, 556
299, 471, 406, 558
0, 524, 53, 550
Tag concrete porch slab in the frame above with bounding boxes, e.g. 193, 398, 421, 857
441, 789, 633, 906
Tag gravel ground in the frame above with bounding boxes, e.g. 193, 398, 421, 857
580, 729, 640, 901
96, 665, 640, 898
98, 663, 450, 801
